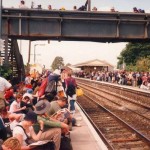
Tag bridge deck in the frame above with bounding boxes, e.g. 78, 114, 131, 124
71, 103, 108, 150
2, 8, 150, 42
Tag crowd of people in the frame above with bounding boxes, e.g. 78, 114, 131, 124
0, 69, 79, 150
75, 70, 150, 90
18, 0, 146, 13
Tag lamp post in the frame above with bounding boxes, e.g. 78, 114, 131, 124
34, 44, 45, 64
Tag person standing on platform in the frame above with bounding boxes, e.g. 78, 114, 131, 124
65, 73, 77, 114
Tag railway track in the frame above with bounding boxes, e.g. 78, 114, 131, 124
77, 95, 150, 150
76, 79, 150, 149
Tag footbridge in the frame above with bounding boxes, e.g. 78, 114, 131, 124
1, 8, 150, 82
2, 8, 150, 42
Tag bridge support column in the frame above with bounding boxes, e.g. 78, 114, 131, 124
3, 36, 9, 67
87, 0, 91, 11
0, 0, 2, 38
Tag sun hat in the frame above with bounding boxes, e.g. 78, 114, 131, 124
24, 111, 37, 124
34, 100, 50, 115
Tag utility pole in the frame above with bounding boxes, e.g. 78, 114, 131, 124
28, 40, 31, 64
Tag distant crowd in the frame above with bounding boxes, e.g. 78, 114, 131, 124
75, 70, 150, 91
18, 0, 146, 13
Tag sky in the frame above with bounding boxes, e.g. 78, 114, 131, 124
2, 0, 150, 68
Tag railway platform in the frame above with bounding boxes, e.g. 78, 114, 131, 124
71, 103, 108, 150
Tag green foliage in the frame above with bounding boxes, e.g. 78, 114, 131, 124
125, 64, 137, 72
0, 66, 12, 79
136, 56, 150, 72
51, 56, 64, 70
117, 42, 150, 71
118, 42, 150, 66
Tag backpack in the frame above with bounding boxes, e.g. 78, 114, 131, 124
60, 135, 73, 150
45, 80, 56, 93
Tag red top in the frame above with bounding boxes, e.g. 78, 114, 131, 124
65, 77, 77, 87
5, 89, 14, 99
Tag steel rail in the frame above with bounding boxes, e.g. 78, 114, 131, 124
77, 101, 115, 150
78, 81, 150, 109
78, 82, 150, 122
79, 88, 150, 146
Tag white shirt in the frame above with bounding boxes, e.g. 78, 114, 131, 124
0, 77, 11, 92
140, 84, 149, 90
13, 122, 33, 146
25, 76, 31, 85
9, 101, 21, 113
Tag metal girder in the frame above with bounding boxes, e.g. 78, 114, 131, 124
2, 8, 150, 42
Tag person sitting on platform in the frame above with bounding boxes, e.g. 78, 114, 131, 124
140, 81, 149, 90
0, 137, 21, 150
34, 99, 69, 135
12, 111, 45, 150
9, 94, 26, 114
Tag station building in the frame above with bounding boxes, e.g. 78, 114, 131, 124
73, 59, 114, 72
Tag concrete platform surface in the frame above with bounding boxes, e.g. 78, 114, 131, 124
71, 103, 108, 150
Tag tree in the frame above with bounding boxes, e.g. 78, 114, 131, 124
117, 42, 150, 70
51, 56, 64, 70
0, 65, 12, 80
136, 56, 150, 72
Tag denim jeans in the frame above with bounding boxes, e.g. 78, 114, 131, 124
70, 100, 75, 111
